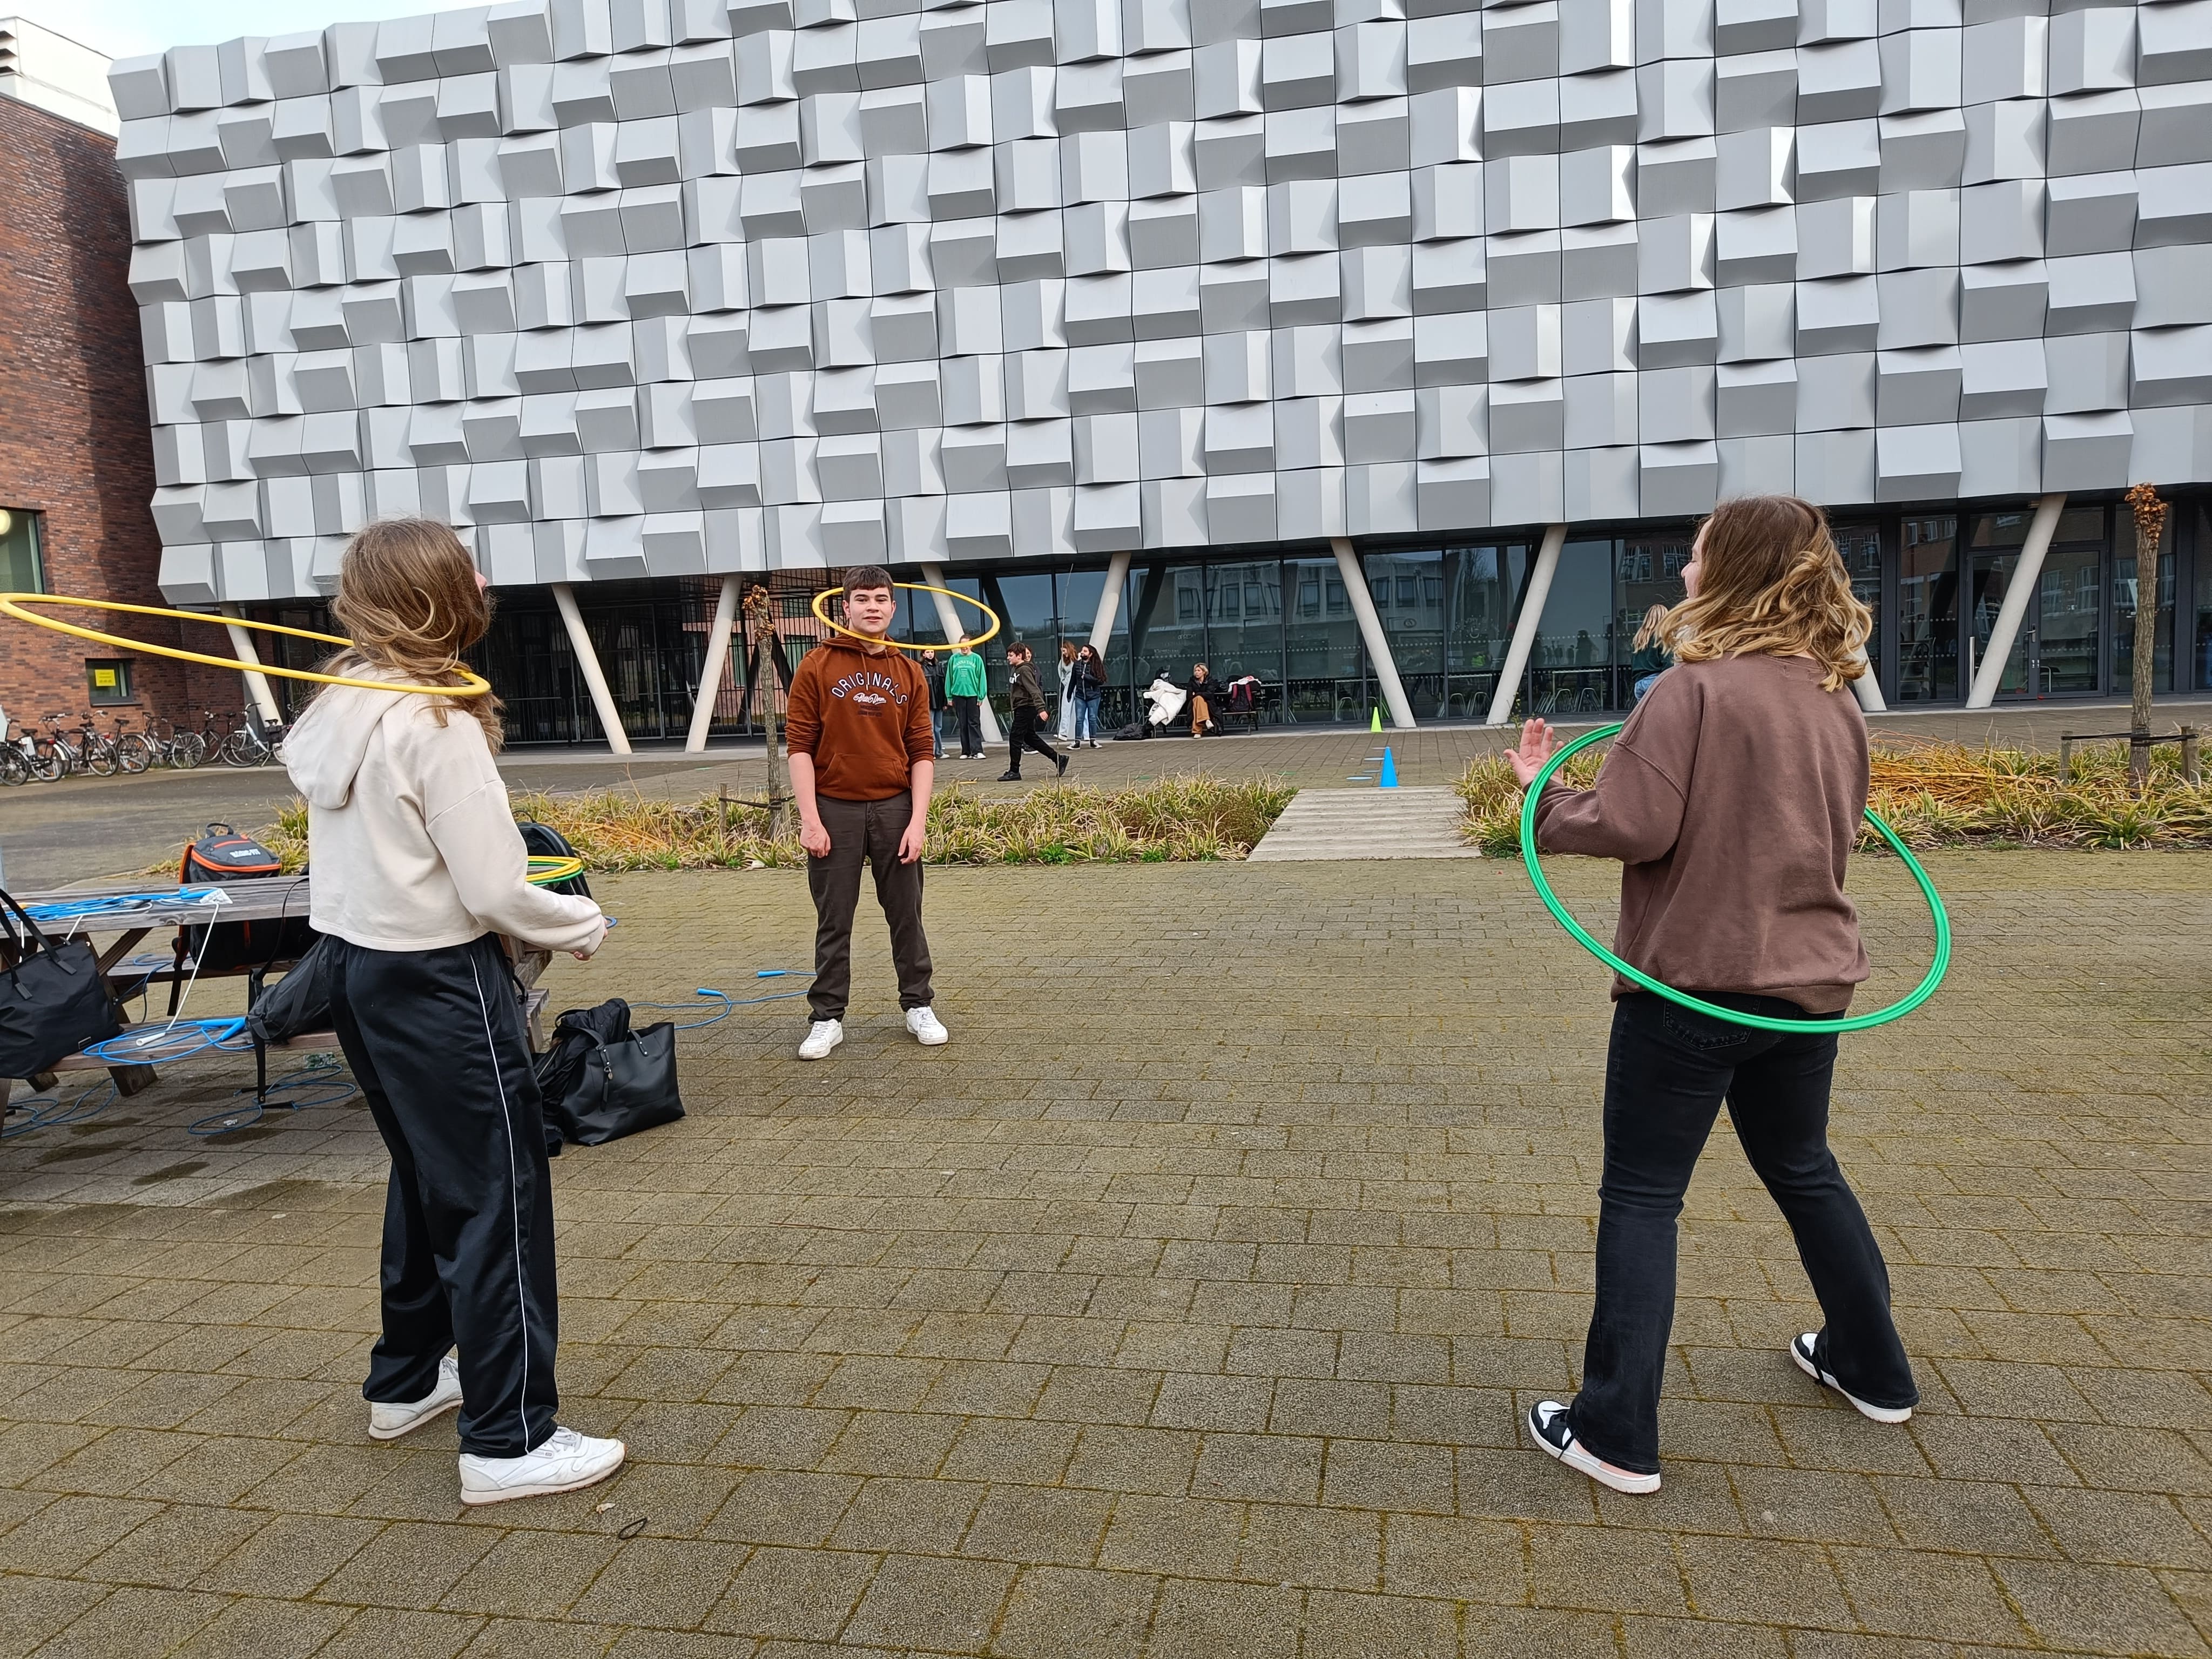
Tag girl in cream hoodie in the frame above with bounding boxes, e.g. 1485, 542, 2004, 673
284, 518, 624, 1506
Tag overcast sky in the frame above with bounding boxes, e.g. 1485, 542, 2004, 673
20, 0, 487, 64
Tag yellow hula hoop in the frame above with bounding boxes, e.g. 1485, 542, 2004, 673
0, 594, 494, 698
526, 854, 586, 886
808, 583, 1002, 653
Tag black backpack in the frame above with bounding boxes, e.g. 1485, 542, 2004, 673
176, 824, 317, 979
518, 819, 592, 901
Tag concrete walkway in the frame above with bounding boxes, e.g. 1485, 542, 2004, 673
1247, 787, 1480, 862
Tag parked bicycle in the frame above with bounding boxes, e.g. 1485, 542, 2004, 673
108, 714, 157, 774
0, 723, 43, 785
221, 707, 284, 767
136, 714, 209, 770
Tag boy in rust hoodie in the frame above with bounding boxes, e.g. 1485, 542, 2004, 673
784, 567, 946, 1060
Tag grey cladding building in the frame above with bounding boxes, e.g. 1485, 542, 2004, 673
110, 0, 2212, 740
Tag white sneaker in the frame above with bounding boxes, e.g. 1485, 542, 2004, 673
798, 1018, 844, 1060
367, 1355, 463, 1441
906, 1007, 949, 1046
1791, 1333, 1914, 1424
458, 1425, 626, 1506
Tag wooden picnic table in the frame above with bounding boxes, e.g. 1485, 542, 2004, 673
3, 878, 551, 1107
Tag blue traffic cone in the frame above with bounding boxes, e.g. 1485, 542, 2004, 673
1378, 747, 1399, 788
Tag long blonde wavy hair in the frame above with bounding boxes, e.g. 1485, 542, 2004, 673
1661, 495, 1872, 692
325, 518, 505, 750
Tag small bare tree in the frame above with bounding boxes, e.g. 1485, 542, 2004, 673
744, 583, 790, 837
2124, 483, 2168, 793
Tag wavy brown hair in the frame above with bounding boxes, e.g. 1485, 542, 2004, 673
1663, 495, 1872, 692
326, 518, 504, 749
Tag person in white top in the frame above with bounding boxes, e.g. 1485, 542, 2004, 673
284, 518, 624, 1507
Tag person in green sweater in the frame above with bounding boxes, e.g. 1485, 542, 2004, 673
944, 636, 987, 760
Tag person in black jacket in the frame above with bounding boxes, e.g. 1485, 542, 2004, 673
999, 643, 1069, 781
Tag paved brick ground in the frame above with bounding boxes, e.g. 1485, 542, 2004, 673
2, 851, 2208, 1656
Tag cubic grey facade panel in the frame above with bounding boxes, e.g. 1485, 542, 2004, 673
109, 0, 2212, 604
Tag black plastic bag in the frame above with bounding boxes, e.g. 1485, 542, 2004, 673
246, 935, 336, 1044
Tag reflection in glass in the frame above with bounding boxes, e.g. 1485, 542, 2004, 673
1366, 552, 1444, 717
1442, 544, 1527, 718
1283, 556, 1363, 722
1894, 516, 1958, 702
1615, 532, 1690, 706
1529, 539, 1613, 716
1204, 562, 1285, 721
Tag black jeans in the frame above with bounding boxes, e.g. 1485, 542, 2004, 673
953, 697, 983, 757
806, 791, 934, 1022
1567, 992, 1916, 1474
331, 933, 561, 1458
1006, 706, 1060, 772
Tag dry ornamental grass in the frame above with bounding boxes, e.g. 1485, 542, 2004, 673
257, 773, 1295, 873
1456, 733, 2212, 857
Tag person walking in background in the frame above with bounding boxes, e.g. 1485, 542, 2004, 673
945, 635, 987, 760
923, 648, 949, 760
1186, 662, 1220, 737
1629, 604, 1675, 703
1069, 644, 1106, 748
1507, 494, 1916, 1496
999, 642, 1069, 781
1055, 640, 1080, 745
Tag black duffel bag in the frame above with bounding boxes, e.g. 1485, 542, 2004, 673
0, 889, 124, 1078
246, 934, 337, 1045
534, 999, 683, 1150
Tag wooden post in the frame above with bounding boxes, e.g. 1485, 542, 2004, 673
2059, 736, 2073, 777
2182, 725, 2200, 786
2124, 483, 2168, 793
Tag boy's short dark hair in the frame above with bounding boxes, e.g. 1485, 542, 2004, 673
841, 565, 895, 598
1006, 641, 1031, 659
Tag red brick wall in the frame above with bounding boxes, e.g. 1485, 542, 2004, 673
0, 96, 205, 741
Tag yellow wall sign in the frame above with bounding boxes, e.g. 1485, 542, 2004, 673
92, 668, 117, 687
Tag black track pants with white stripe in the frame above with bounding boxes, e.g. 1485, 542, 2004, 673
330, 932, 560, 1458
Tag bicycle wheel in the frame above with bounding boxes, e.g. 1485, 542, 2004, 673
0, 748, 26, 785
219, 731, 263, 766
117, 734, 156, 773
173, 732, 207, 768
29, 744, 65, 782
85, 741, 118, 777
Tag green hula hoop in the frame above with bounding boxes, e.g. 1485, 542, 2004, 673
1519, 722, 1952, 1034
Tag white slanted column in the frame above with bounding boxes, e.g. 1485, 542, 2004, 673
1087, 550, 1133, 652
551, 582, 632, 756
1486, 524, 1569, 726
1850, 648, 1888, 714
219, 604, 285, 728
1331, 537, 1417, 731
685, 574, 742, 752
1965, 493, 2066, 710
919, 559, 1002, 744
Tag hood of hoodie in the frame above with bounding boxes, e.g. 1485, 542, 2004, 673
284, 683, 409, 809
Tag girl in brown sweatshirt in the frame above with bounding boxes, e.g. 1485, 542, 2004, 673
1508, 494, 1918, 1495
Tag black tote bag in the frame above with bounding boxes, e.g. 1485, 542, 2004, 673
550, 1020, 684, 1147
0, 890, 124, 1078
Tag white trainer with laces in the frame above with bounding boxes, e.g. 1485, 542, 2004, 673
1791, 1333, 1913, 1423
367, 1355, 463, 1441
1526, 1399, 1662, 1494
458, 1425, 626, 1506
798, 1018, 844, 1060
906, 1007, 949, 1046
